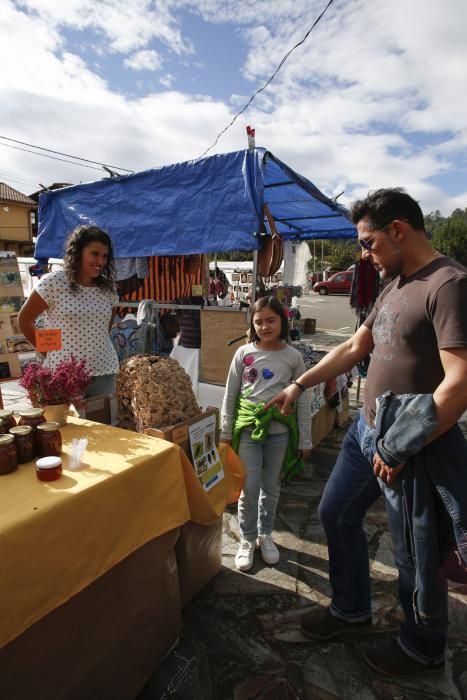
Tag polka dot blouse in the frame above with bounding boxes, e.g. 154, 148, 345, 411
35, 270, 119, 376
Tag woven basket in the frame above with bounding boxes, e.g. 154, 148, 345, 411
116, 355, 200, 432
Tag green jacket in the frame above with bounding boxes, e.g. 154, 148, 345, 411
231, 396, 304, 483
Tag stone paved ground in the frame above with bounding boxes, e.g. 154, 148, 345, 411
141, 365, 467, 700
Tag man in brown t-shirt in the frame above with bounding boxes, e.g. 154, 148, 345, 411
267, 188, 467, 677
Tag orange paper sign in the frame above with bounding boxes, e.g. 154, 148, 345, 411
35, 329, 62, 352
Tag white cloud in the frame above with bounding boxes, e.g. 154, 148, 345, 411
1, 0, 466, 215
160, 73, 175, 88
124, 49, 163, 71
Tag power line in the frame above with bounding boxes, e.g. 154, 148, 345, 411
0, 135, 134, 173
0, 141, 108, 172
198, 0, 337, 159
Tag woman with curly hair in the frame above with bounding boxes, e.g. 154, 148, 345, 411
18, 225, 120, 397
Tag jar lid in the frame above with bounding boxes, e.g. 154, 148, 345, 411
19, 408, 44, 418
37, 422, 60, 432
36, 456, 62, 470
10, 426, 33, 435
0, 434, 15, 445
0, 409, 13, 418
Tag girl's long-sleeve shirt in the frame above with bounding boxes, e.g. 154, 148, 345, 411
221, 342, 312, 450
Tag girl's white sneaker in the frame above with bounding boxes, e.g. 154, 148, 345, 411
257, 535, 280, 564
235, 540, 256, 571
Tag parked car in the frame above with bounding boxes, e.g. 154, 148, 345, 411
313, 270, 354, 295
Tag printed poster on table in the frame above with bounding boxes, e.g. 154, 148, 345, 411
189, 413, 224, 492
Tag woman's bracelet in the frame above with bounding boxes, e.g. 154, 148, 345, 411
291, 380, 306, 393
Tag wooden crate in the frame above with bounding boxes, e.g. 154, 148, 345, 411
200, 308, 249, 384
335, 394, 350, 426
145, 408, 220, 462
311, 403, 338, 449
0, 352, 21, 379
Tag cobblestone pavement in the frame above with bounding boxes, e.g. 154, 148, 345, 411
142, 374, 467, 700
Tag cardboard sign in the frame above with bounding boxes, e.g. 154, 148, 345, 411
35, 329, 62, 352
191, 284, 203, 297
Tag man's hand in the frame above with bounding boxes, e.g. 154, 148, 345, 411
372, 452, 405, 486
264, 384, 301, 415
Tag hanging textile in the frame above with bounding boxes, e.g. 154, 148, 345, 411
118, 255, 203, 302
349, 257, 380, 316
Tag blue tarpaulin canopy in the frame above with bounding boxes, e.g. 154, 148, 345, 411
36, 147, 356, 259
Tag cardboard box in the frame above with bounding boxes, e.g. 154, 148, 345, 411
71, 394, 117, 425
145, 408, 220, 462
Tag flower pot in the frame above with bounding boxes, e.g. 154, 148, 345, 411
42, 403, 69, 427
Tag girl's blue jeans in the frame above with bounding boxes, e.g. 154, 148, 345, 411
237, 430, 289, 543
319, 411, 446, 665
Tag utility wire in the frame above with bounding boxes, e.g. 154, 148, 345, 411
0, 141, 108, 172
0, 135, 133, 173
198, 0, 336, 159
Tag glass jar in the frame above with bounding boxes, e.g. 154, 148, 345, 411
36, 422, 62, 458
0, 410, 16, 432
0, 434, 18, 475
36, 456, 62, 482
18, 408, 46, 431
10, 425, 36, 464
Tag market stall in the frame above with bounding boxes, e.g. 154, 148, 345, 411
35, 147, 356, 388
0, 417, 244, 698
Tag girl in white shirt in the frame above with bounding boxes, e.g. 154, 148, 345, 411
18, 225, 119, 397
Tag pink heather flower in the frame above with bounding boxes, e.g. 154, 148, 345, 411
20, 355, 93, 406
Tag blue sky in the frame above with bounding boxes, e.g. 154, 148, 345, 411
1, 0, 467, 215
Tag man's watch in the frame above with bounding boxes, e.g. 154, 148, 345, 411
291, 380, 306, 393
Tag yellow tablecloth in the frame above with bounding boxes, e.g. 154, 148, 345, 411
0, 418, 191, 650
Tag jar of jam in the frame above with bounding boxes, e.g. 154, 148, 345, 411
18, 408, 46, 431
10, 425, 35, 464
0, 409, 16, 432
36, 422, 62, 458
0, 434, 18, 475
36, 456, 62, 482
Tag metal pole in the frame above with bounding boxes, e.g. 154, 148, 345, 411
251, 248, 259, 305
313, 240, 316, 275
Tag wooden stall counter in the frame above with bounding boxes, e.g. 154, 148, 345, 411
200, 306, 249, 384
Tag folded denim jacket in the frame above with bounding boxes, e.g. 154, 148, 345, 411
374, 391, 467, 577
374, 391, 438, 468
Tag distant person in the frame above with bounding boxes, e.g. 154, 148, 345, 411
18, 225, 119, 397
266, 188, 467, 678
221, 296, 312, 572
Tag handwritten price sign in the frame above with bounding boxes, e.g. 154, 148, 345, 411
35, 329, 62, 352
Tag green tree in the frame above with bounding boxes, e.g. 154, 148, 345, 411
307, 239, 359, 272
431, 216, 467, 267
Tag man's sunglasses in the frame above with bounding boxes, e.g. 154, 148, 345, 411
358, 221, 392, 251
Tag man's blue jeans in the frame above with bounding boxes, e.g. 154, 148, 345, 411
319, 411, 447, 664
237, 430, 289, 542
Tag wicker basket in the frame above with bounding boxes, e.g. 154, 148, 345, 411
116, 355, 200, 432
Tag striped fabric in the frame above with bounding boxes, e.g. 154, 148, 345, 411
118, 255, 203, 303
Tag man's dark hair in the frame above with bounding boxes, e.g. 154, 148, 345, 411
350, 188, 425, 231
